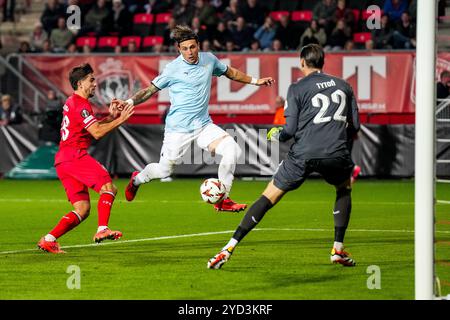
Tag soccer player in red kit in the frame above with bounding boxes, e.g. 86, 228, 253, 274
37, 63, 134, 254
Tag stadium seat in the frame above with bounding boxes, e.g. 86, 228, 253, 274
133, 13, 154, 37
120, 36, 142, 50
154, 13, 172, 36
142, 36, 164, 52
97, 36, 119, 52
353, 32, 372, 44
278, 0, 300, 12
352, 9, 361, 23
269, 11, 290, 22
291, 10, 313, 30
75, 36, 97, 50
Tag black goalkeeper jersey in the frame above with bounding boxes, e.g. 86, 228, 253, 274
279, 71, 360, 159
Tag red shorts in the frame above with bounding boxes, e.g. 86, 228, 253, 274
55, 153, 112, 204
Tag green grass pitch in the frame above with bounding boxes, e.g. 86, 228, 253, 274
0, 178, 448, 300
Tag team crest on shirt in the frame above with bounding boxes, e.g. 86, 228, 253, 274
80, 109, 90, 118
95, 58, 136, 107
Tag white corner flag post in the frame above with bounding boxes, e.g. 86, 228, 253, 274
415, 0, 436, 300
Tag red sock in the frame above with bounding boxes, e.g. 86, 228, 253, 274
98, 192, 115, 227
49, 211, 82, 239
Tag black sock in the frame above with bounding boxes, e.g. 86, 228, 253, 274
233, 195, 273, 242
333, 187, 352, 243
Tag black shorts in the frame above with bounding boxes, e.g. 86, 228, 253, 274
273, 154, 354, 191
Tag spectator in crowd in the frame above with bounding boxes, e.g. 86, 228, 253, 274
325, 19, 351, 51
211, 21, 232, 51
38, 89, 62, 144
18, 41, 32, 53
141, 0, 172, 14
122, 0, 141, 14
372, 14, 393, 49
365, 39, 374, 51
191, 16, 209, 44
313, 0, 337, 35
0, 94, 23, 126
240, 0, 265, 31
82, 44, 92, 54
41, 0, 66, 34
334, 0, 355, 32
84, 0, 111, 35
173, 0, 194, 26
2, 0, 15, 22
41, 39, 53, 53
210, 0, 227, 12
153, 43, 164, 53
114, 45, 122, 54
253, 16, 276, 50
163, 17, 177, 52
109, 0, 132, 36
194, 0, 217, 29
230, 16, 254, 51
249, 39, 261, 51
392, 12, 416, 49
67, 43, 78, 53
409, 0, 417, 22
126, 39, 138, 53
269, 39, 283, 52
272, 96, 286, 126
344, 40, 355, 51
29, 22, 48, 52
202, 39, 211, 52
299, 19, 327, 48
383, 0, 408, 23
50, 16, 74, 53
225, 40, 236, 52
437, 71, 450, 102
223, 0, 241, 29
274, 14, 296, 50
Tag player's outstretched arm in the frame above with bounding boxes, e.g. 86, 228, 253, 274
224, 66, 275, 86
113, 83, 161, 110
87, 104, 135, 140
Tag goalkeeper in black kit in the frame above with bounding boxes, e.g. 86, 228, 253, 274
207, 44, 360, 269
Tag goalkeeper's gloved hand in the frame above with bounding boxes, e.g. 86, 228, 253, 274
267, 127, 283, 141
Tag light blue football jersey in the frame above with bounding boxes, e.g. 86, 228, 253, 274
152, 52, 228, 133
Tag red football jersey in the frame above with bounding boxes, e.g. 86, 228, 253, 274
55, 93, 97, 164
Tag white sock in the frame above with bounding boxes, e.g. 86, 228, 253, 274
44, 234, 56, 242
97, 226, 108, 233
222, 238, 238, 251
134, 162, 172, 185
215, 137, 241, 198
334, 241, 344, 251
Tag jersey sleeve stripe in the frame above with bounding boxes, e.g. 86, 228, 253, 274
84, 118, 97, 129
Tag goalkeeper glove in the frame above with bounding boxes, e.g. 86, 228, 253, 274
267, 127, 283, 141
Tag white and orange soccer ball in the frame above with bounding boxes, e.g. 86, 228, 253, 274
200, 178, 226, 204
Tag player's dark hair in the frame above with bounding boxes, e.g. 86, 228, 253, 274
69, 63, 94, 90
172, 25, 199, 45
300, 44, 325, 69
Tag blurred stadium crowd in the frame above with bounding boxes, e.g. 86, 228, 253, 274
0, 0, 424, 54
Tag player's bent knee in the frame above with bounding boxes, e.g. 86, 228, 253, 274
216, 136, 241, 162
73, 202, 90, 219
100, 183, 117, 195
336, 187, 352, 197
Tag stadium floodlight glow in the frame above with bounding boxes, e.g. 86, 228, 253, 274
415, 0, 436, 300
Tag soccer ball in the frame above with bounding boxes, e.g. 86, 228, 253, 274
200, 178, 226, 204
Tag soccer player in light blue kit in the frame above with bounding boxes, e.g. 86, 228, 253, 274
117, 25, 275, 212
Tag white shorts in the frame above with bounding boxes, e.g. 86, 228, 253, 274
160, 123, 228, 162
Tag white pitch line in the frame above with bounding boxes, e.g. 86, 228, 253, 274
0, 198, 415, 205
1, 227, 449, 256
